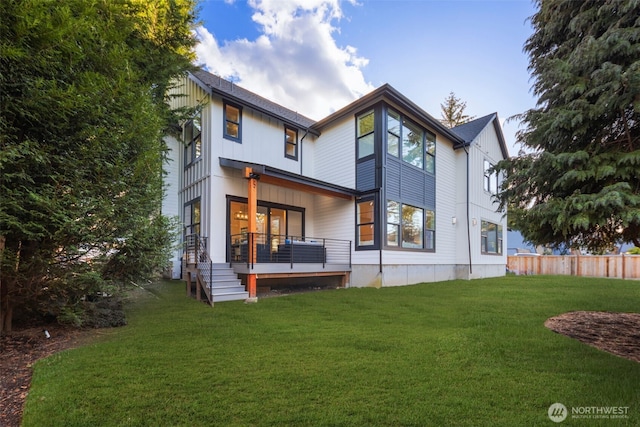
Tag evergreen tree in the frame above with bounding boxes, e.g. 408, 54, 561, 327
440, 92, 475, 128
495, 0, 640, 253
0, 0, 197, 332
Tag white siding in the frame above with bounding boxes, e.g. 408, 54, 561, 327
467, 122, 508, 277
311, 116, 356, 188
211, 96, 303, 176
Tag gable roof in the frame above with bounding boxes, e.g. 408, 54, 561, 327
189, 69, 318, 133
310, 84, 466, 146
451, 113, 510, 159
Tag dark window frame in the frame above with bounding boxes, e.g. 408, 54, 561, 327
184, 197, 202, 237
356, 109, 375, 160
284, 125, 298, 160
481, 220, 503, 255
385, 108, 436, 175
223, 102, 242, 143
483, 159, 498, 194
356, 195, 378, 250
385, 199, 436, 252
184, 111, 202, 167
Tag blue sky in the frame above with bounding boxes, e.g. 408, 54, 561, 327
194, 0, 538, 156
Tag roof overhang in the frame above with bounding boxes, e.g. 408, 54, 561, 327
189, 71, 320, 137
310, 84, 466, 147
219, 158, 358, 200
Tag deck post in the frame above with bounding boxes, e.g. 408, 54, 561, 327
245, 167, 259, 302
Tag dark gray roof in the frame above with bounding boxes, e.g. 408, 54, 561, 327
310, 83, 466, 146
451, 113, 509, 159
190, 69, 317, 131
450, 114, 495, 143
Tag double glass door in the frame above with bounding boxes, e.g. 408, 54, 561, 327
229, 200, 303, 260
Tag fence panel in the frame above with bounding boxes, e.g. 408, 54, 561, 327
507, 255, 640, 279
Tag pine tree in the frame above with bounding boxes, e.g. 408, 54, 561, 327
440, 92, 476, 128
495, 0, 640, 253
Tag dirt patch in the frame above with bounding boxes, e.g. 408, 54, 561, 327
545, 311, 640, 363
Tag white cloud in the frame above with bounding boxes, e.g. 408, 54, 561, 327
194, 0, 373, 120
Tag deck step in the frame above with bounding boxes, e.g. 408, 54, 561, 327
212, 291, 250, 302
197, 263, 248, 303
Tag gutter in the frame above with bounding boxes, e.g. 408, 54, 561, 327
300, 128, 309, 175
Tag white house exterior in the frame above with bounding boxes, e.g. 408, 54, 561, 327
162, 69, 508, 301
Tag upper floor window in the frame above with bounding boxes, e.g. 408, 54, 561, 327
184, 111, 201, 166
357, 110, 375, 159
386, 109, 436, 173
402, 118, 423, 169
483, 160, 498, 194
224, 102, 241, 142
425, 133, 436, 174
481, 220, 503, 255
284, 126, 298, 160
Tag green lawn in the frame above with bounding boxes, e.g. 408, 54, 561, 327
23, 276, 640, 426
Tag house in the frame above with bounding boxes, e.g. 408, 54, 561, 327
162, 69, 508, 302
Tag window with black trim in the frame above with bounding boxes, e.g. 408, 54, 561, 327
386, 108, 436, 173
184, 198, 201, 236
184, 111, 201, 166
224, 102, 241, 142
356, 197, 376, 248
425, 210, 435, 250
386, 200, 435, 250
284, 126, 298, 160
483, 160, 498, 194
481, 220, 503, 254
357, 110, 375, 159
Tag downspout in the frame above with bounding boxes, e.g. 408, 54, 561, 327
300, 128, 309, 175
463, 143, 473, 276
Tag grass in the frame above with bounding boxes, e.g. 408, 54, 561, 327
22, 275, 640, 426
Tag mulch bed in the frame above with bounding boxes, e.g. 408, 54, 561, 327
2, 311, 639, 426
545, 311, 640, 363
0, 326, 95, 427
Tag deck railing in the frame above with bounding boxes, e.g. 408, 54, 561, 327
229, 233, 351, 269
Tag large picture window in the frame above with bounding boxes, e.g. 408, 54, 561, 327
357, 110, 375, 159
184, 112, 201, 166
386, 200, 434, 251
386, 109, 436, 173
224, 102, 241, 142
481, 220, 503, 255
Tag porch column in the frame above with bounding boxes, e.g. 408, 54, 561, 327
244, 167, 259, 301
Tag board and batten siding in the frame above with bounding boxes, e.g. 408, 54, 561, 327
311, 115, 356, 188
467, 122, 508, 273
210, 96, 302, 176
165, 76, 212, 256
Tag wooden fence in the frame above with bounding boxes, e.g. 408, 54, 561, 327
507, 255, 640, 279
